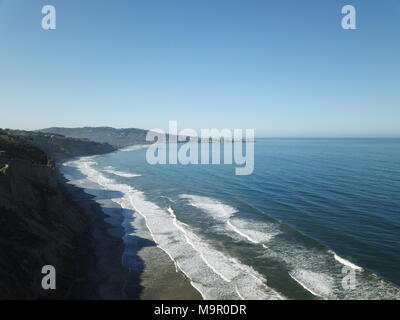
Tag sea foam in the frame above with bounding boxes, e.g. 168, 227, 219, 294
329, 251, 363, 271
120, 145, 149, 152
103, 166, 141, 178
180, 194, 280, 245
65, 157, 284, 300
62, 157, 400, 300
180, 194, 237, 219
289, 269, 336, 300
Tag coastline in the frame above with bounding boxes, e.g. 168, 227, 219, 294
58, 164, 202, 300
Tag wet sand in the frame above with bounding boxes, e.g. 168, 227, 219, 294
61, 173, 201, 300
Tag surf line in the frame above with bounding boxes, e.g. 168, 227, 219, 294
226, 220, 258, 244
288, 272, 327, 300
226, 219, 269, 250
329, 251, 363, 271
75, 159, 207, 299
167, 207, 232, 283
124, 197, 207, 299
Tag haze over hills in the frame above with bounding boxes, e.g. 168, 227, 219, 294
40, 127, 251, 147
40, 127, 151, 149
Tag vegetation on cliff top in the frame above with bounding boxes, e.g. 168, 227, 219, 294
0, 129, 116, 162
0, 130, 49, 165
40, 126, 150, 148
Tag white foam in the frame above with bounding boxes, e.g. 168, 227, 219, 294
181, 194, 280, 245
61, 157, 400, 300
120, 144, 149, 152
329, 251, 364, 271
164, 206, 284, 300
103, 166, 141, 178
289, 269, 336, 300
265, 237, 400, 300
65, 158, 284, 300
227, 220, 258, 244
180, 194, 237, 219
227, 218, 280, 244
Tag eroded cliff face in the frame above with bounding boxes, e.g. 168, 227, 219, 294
0, 130, 125, 299
0, 157, 87, 299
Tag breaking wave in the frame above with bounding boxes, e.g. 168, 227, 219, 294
63, 157, 284, 300
103, 166, 141, 178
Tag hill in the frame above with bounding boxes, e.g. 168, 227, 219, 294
40, 126, 151, 149
2, 129, 116, 162
0, 129, 120, 299
40, 127, 253, 147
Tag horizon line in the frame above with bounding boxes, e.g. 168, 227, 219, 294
1, 126, 399, 140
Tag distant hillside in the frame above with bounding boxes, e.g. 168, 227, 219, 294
39, 127, 245, 148
2, 129, 116, 161
40, 127, 152, 149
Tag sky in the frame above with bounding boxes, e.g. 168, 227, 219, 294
0, 0, 399, 137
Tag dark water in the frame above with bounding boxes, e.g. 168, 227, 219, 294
64, 139, 400, 299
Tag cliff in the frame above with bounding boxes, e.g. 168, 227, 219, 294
0, 130, 117, 299
0, 158, 85, 299
40, 126, 151, 149
5, 129, 116, 161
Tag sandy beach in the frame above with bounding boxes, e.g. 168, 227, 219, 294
60, 172, 201, 300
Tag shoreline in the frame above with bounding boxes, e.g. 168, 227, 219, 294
58, 163, 202, 300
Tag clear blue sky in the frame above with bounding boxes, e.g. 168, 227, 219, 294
0, 0, 399, 137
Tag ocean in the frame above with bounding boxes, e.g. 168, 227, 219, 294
61, 138, 400, 300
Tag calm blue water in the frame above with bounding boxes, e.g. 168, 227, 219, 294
64, 139, 400, 299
